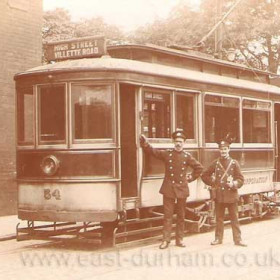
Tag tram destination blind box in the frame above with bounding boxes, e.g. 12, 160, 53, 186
45, 35, 107, 62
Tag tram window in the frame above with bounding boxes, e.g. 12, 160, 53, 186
38, 84, 66, 143
243, 100, 271, 143
17, 87, 34, 145
72, 84, 112, 140
175, 94, 194, 139
143, 91, 171, 138
205, 95, 240, 143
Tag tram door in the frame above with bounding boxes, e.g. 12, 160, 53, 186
275, 103, 280, 181
120, 84, 138, 197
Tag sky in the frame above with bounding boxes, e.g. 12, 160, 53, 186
43, 0, 201, 32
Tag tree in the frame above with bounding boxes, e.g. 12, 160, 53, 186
130, 3, 205, 47
42, 8, 125, 62
73, 17, 124, 43
43, 2, 280, 73
43, 8, 75, 43
225, 0, 280, 73
43, 9, 124, 43
130, 0, 280, 73
195, 0, 280, 73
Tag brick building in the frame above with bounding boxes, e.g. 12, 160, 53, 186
0, 0, 42, 215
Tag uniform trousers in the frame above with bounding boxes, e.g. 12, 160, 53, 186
162, 196, 186, 242
215, 202, 241, 243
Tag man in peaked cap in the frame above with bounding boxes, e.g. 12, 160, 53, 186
201, 134, 247, 247
140, 129, 203, 249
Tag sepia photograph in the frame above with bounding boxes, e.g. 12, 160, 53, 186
1, 0, 280, 279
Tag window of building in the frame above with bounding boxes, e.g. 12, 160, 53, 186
243, 99, 271, 143
38, 84, 66, 144
205, 94, 240, 143
17, 86, 34, 145
72, 84, 113, 140
143, 91, 171, 138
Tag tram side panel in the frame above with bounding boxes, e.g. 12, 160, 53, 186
17, 150, 119, 222
140, 149, 210, 208
141, 179, 209, 207
141, 148, 275, 208
201, 149, 275, 196
18, 182, 118, 222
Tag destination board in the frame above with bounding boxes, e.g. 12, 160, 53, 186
45, 36, 107, 61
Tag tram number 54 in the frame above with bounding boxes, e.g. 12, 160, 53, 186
44, 189, 61, 200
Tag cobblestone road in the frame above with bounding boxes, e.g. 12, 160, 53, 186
1, 216, 280, 280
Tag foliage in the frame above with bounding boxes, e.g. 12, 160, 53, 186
42, 8, 124, 62
43, 1, 280, 73
225, 0, 280, 73
128, 3, 206, 47
73, 17, 124, 42
43, 8, 75, 42
43, 8, 124, 44
130, 0, 280, 73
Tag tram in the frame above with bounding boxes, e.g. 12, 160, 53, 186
15, 36, 280, 244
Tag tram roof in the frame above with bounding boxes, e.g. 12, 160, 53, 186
108, 43, 268, 74
15, 55, 280, 95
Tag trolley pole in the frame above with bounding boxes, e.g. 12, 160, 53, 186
215, 0, 223, 59
197, 0, 243, 54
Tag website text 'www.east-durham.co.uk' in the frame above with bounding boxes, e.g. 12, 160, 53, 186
20, 248, 280, 268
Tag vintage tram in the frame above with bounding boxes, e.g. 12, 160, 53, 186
15, 36, 280, 244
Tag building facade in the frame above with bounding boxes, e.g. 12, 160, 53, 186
0, 0, 42, 214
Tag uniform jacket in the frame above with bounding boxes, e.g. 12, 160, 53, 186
201, 156, 244, 203
144, 144, 203, 199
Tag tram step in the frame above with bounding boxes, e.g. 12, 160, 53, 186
115, 225, 163, 238
118, 216, 163, 226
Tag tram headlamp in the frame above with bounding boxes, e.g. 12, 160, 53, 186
41, 155, 60, 176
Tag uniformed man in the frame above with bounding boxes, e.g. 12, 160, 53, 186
201, 135, 247, 247
140, 129, 203, 249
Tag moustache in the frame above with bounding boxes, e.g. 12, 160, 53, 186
175, 145, 183, 149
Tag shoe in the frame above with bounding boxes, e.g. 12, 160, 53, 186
159, 241, 170, 249
235, 241, 247, 247
211, 239, 222, 245
175, 241, 186, 248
